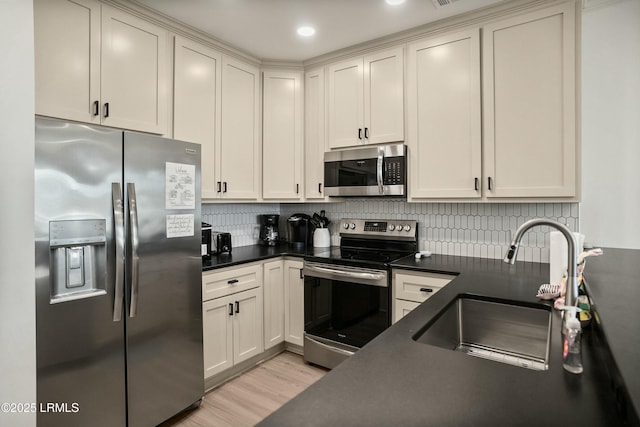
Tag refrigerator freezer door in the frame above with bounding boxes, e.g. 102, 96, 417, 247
123, 132, 204, 427
35, 118, 127, 426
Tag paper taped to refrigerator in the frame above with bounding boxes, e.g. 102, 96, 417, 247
166, 214, 194, 238
166, 162, 195, 209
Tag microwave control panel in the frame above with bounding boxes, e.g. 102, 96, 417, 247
384, 157, 405, 185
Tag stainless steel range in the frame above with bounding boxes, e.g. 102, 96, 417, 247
303, 218, 418, 369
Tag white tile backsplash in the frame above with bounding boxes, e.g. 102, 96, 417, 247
202, 201, 579, 263
201, 203, 279, 247
280, 201, 579, 263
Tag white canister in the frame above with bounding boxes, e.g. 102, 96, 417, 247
549, 231, 585, 285
313, 228, 331, 248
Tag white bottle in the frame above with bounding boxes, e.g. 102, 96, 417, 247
562, 315, 583, 374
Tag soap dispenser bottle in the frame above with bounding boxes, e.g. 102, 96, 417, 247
562, 314, 583, 374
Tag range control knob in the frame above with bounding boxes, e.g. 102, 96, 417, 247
388, 224, 395, 231
404, 225, 412, 232
349, 223, 356, 230
395, 225, 403, 231
343, 222, 350, 230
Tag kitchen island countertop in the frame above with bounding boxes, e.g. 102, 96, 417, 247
257, 248, 639, 426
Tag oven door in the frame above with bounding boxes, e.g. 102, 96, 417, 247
302, 262, 390, 369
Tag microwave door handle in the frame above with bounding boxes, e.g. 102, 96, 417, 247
127, 183, 140, 318
112, 183, 125, 322
377, 148, 384, 194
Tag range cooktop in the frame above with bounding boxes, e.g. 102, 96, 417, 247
305, 218, 418, 269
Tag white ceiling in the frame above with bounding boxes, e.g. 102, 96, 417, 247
134, 0, 506, 62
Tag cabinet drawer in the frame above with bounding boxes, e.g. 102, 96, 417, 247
202, 263, 263, 302
394, 271, 454, 303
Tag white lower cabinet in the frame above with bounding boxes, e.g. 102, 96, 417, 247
392, 270, 455, 324
202, 258, 305, 380
263, 260, 285, 350
202, 264, 264, 379
284, 260, 304, 347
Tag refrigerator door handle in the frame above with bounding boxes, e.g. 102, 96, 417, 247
127, 183, 140, 318
112, 183, 125, 322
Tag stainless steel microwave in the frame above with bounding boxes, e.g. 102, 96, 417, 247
324, 143, 406, 197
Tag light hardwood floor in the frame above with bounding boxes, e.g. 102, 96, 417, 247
161, 351, 327, 427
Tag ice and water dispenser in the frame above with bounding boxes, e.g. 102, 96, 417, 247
49, 219, 107, 303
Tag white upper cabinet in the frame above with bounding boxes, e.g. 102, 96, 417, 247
101, 6, 168, 134
363, 48, 405, 145
483, 3, 576, 198
262, 71, 303, 200
34, 0, 101, 125
174, 40, 260, 200
220, 57, 261, 199
327, 47, 404, 149
328, 57, 363, 148
304, 68, 326, 200
407, 29, 481, 200
173, 36, 222, 200
35, 0, 169, 135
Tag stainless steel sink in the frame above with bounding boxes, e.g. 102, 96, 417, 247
413, 296, 552, 371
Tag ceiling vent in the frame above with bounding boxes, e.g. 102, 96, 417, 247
431, 0, 461, 8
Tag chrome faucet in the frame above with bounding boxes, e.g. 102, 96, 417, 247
504, 218, 579, 318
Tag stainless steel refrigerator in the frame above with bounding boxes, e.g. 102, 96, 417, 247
34, 117, 204, 426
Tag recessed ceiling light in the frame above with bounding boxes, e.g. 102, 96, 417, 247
386, 0, 406, 5
297, 26, 316, 37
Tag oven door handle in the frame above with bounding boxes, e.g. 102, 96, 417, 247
377, 148, 384, 195
304, 264, 385, 281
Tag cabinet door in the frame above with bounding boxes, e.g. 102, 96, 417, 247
407, 29, 481, 199
173, 36, 222, 200
34, 0, 101, 124
262, 71, 303, 200
304, 68, 326, 200
284, 260, 304, 346
233, 287, 264, 364
221, 57, 261, 199
393, 299, 420, 324
101, 5, 168, 134
328, 57, 364, 149
483, 3, 576, 198
203, 295, 234, 379
364, 47, 404, 145
263, 260, 284, 350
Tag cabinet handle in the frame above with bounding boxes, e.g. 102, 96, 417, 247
364, 127, 369, 139
318, 183, 322, 194
103, 102, 109, 118
228, 303, 234, 316
93, 100, 99, 116
217, 182, 222, 193
419, 288, 433, 293
296, 184, 299, 194
223, 182, 227, 193
235, 301, 240, 314
299, 269, 304, 280
227, 279, 239, 285
358, 128, 363, 140
474, 177, 479, 191
488, 177, 493, 191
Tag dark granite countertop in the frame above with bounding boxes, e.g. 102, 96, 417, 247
201, 244, 329, 271
257, 250, 639, 426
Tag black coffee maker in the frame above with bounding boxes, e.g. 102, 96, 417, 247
287, 213, 311, 249
259, 214, 280, 246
